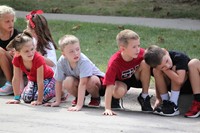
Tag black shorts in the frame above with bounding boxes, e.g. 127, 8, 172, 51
167, 78, 193, 94
123, 75, 142, 90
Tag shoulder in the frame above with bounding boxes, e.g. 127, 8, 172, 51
34, 52, 45, 62
169, 51, 190, 59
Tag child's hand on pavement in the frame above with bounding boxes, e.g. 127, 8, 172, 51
6, 99, 20, 104
68, 105, 82, 111
31, 101, 42, 106
44, 101, 60, 107
103, 109, 117, 116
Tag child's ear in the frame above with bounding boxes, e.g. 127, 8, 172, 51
162, 48, 168, 54
61, 51, 65, 56
119, 45, 125, 51
15, 51, 20, 57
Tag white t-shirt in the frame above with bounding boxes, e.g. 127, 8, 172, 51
33, 37, 57, 71
54, 53, 104, 81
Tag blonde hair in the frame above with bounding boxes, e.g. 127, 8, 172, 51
0, 5, 16, 20
116, 29, 140, 47
58, 35, 79, 51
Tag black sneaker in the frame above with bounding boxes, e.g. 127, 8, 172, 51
154, 100, 180, 117
111, 97, 122, 110
137, 93, 153, 112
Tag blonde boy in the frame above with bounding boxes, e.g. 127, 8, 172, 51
103, 29, 153, 116
48, 35, 105, 111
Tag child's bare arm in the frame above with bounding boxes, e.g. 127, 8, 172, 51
31, 66, 44, 105
68, 77, 88, 111
163, 67, 186, 85
6, 66, 22, 104
103, 85, 116, 116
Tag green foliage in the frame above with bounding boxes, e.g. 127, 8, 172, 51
1, 0, 200, 19
15, 18, 200, 72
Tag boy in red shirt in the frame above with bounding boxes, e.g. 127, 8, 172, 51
103, 29, 153, 116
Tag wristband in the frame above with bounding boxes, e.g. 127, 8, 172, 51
14, 95, 21, 101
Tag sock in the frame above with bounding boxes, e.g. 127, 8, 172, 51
6, 81, 12, 86
170, 90, 180, 105
161, 93, 169, 101
141, 93, 148, 99
194, 94, 200, 102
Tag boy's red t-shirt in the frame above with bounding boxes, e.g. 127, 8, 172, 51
103, 48, 145, 86
12, 52, 54, 82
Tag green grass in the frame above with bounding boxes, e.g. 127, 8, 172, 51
1, 0, 200, 19
15, 18, 200, 72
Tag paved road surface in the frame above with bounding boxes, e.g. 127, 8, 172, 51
16, 11, 200, 31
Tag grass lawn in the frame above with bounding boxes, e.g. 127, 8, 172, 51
16, 18, 200, 72
1, 0, 200, 19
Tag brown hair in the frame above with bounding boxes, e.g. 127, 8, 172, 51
28, 14, 57, 55
144, 45, 166, 68
6, 31, 33, 51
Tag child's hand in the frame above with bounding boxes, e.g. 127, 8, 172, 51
6, 99, 20, 104
44, 102, 60, 107
102, 109, 117, 116
67, 105, 82, 111
31, 101, 42, 106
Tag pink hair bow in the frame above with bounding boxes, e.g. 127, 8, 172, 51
26, 10, 44, 28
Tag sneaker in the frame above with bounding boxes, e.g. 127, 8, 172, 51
71, 97, 85, 107
111, 97, 122, 109
154, 100, 180, 116
71, 97, 77, 107
88, 97, 100, 107
137, 93, 153, 112
0, 81, 13, 96
185, 100, 200, 118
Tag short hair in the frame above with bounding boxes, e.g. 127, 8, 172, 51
6, 31, 33, 52
144, 45, 166, 68
58, 35, 79, 51
116, 29, 140, 47
0, 5, 16, 20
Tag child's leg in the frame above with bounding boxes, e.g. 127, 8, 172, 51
0, 50, 13, 95
188, 59, 200, 94
63, 76, 79, 97
113, 81, 127, 99
86, 75, 101, 98
21, 81, 36, 103
135, 60, 150, 94
43, 78, 56, 103
153, 68, 169, 101
0, 50, 13, 83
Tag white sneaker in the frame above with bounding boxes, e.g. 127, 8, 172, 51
0, 81, 13, 95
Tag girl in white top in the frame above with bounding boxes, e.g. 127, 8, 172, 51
25, 10, 57, 71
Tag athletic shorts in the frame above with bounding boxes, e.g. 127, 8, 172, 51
123, 74, 142, 90
167, 78, 193, 94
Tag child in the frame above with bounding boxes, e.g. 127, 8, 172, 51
6, 31, 55, 105
144, 45, 191, 116
184, 59, 200, 118
103, 29, 153, 116
25, 10, 57, 71
46, 34, 105, 111
0, 5, 19, 95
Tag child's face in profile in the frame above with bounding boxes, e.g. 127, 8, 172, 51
0, 13, 14, 32
62, 43, 81, 63
122, 39, 140, 59
17, 41, 36, 61
156, 52, 173, 71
